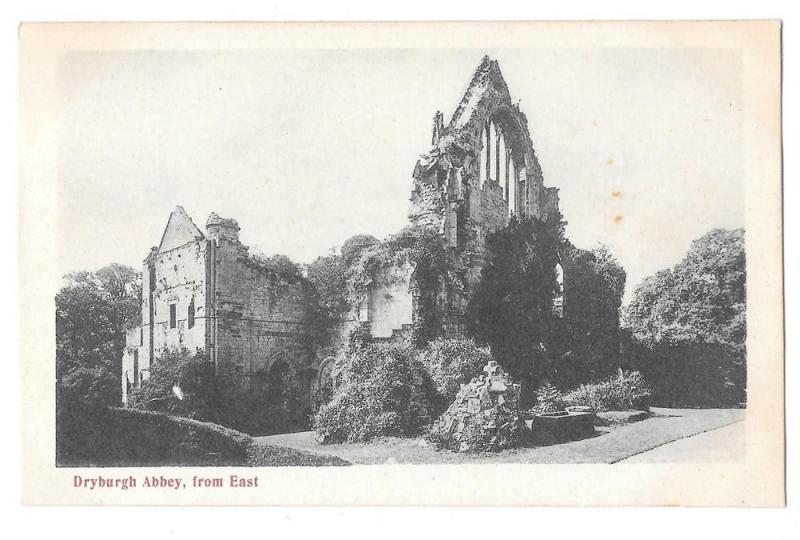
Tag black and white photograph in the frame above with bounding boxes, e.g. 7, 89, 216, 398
18, 21, 784, 506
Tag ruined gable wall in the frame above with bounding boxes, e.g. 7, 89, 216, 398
122, 240, 209, 403
150, 241, 210, 354
405, 58, 561, 338
211, 237, 313, 401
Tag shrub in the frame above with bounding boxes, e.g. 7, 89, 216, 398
56, 407, 349, 467
561, 370, 652, 412
417, 337, 492, 412
531, 382, 566, 414
314, 343, 434, 444
128, 348, 216, 420
624, 340, 745, 408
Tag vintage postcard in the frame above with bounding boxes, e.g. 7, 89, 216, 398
19, 21, 783, 505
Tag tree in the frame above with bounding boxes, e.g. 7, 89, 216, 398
341, 234, 379, 265
622, 228, 746, 406
249, 252, 303, 282
306, 253, 349, 321
552, 243, 627, 386
465, 215, 563, 397
56, 264, 142, 408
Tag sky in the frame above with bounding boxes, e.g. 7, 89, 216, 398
56, 48, 744, 304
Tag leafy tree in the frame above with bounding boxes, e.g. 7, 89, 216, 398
465, 215, 563, 397
622, 228, 746, 406
249, 252, 303, 282
550, 243, 627, 386
56, 264, 142, 408
341, 234, 379, 265
306, 253, 349, 320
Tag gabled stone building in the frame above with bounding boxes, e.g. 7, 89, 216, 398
121, 206, 317, 413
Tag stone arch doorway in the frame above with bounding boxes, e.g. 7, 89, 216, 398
316, 356, 336, 405
266, 357, 291, 407
252, 352, 296, 410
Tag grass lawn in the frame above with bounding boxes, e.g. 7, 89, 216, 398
255, 407, 745, 465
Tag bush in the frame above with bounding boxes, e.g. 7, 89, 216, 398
417, 337, 492, 412
531, 382, 566, 414
314, 343, 434, 444
624, 340, 745, 408
560, 370, 652, 412
128, 348, 216, 420
56, 407, 349, 467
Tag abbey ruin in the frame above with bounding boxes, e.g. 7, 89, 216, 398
121, 56, 562, 425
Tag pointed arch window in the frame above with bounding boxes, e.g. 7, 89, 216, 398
507, 157, 517, 216
553, 262, 564, 318
479, 122, 489, 186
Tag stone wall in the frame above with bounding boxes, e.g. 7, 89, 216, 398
368, 264, 414, 339
404, 56, 562, 337
122, 207, 317, 417
210, 234, 314, 404
150, 241, 209, 354
122, 239, 210, 403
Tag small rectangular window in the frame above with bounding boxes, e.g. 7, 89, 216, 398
169, 304, 177, 329
188, 298, 195, 329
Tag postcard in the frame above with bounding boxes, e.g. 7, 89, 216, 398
18, 21, 783, 506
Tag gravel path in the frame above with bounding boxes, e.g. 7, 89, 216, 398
255, 408, 746, 465
617, 419, 745, 463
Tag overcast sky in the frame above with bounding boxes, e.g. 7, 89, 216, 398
56, 48, 743, 303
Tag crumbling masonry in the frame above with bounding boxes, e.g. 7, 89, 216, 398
121, 56, 562, 425
362, 56, 561, 339
121, 207, 317, 415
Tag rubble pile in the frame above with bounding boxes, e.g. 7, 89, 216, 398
427, 361, 523, 453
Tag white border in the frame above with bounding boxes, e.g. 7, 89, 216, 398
4, 1, 797, 539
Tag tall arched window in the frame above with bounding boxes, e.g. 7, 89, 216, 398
553, 262, 564, 317
489, 121, 499, 181
479, 122, 488, 187
498, 131, 507, 190
508, 157, 517, 216
479, 116, 521, 216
